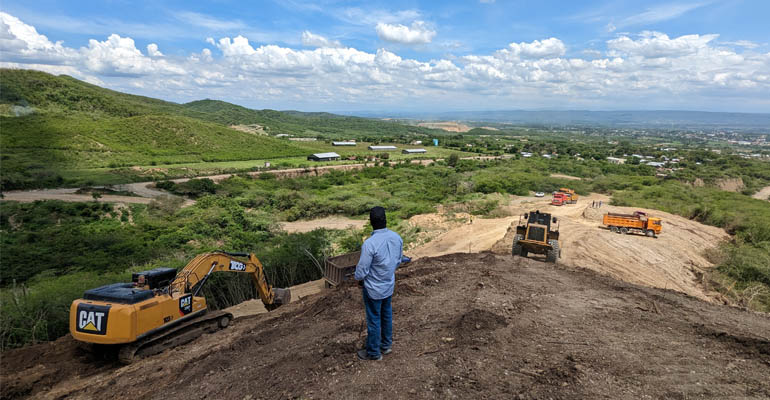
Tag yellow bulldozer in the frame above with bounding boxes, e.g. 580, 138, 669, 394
512, 210, 561, 263
70, 251, 290, 363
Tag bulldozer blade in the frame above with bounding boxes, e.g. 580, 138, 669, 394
273, 288, 291, 305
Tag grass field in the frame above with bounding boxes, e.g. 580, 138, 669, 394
7, 138, 469, 187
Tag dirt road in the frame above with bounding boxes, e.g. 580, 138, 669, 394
3, 253, 768, 399
1, 189, 154, 205
281, 216, 367, 234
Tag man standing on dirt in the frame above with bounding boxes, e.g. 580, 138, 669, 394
355, 206, 403, 361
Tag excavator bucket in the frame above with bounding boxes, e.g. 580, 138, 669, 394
273, 288, 291, 306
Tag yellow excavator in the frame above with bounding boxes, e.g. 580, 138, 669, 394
69, 251, 290, 363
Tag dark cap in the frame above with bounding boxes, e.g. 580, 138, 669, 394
370, 206, 386, 230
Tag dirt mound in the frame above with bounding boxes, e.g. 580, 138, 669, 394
4, 253, 769, 399
0, 336, 108, 399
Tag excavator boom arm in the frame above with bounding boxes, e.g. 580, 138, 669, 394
170, 252, 290, 308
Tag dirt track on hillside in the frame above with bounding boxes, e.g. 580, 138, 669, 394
281, 216, 367, 234
3, 253, 769, 399
0, 189, 153, 205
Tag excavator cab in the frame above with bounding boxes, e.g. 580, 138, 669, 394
512, 210, 561, 263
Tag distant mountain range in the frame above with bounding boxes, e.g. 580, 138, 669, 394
346, 110, 770, 133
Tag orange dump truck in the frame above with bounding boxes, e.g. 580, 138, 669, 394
559, 188, 579, 204
602, 211, 662, 237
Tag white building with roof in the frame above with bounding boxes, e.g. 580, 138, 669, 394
368, 145, 397, 151
307, 152, 341, 161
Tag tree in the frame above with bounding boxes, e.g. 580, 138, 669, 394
448, 153, 459, 167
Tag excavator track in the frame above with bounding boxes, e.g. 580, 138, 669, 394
118, 310, 232, 364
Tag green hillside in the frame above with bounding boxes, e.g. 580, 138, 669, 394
183, 99, 443, 139
0, 69, 187, 117
0, 69, 450, 189
0, 70, 311, 189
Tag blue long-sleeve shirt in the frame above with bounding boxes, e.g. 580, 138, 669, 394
354, 228, 403, 300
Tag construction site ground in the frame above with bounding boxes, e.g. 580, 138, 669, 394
3, 253, 769, 399
3, 195, 767, 399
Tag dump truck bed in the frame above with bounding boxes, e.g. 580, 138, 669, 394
603, 214, 645, 229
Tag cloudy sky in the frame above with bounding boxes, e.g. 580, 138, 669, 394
1, 0, 769, 113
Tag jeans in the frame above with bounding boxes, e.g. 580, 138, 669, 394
362, 287, 392, 358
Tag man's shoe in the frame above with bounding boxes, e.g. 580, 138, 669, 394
357, 349, 382, 361
381, 347, 392, 355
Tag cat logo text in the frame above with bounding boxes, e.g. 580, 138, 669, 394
76, 304, 110, 335
179, 294, 193, 315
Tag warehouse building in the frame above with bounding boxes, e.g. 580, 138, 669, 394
307, 152, 341, 161
402, 148, 427, 154
332, 141, 356, 146
368, 145, 397, 151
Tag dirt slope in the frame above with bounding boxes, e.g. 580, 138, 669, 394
3, 253, 769, 399
487, 196, 728, 302
753, 185, 770, 201
409, 194, 726, 302
409, 215, 517, 259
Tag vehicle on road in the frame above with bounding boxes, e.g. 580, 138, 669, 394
535, 192, 545, 197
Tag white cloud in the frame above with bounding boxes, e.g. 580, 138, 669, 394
501, 38, 566, 59
146, 43, 163, 57
0, 12, 76, 63
301, 31, 343, 48
617, 2, 709, 28
720, 40, 759, 49
608, 31, 717, 58
2, 12, 769, 111
175, 11, 245, 31
376, 21, 436, 44
216, 35, 256, 56
81, 34, 184, 76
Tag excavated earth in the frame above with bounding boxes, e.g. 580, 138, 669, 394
2, 253, 769, 399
